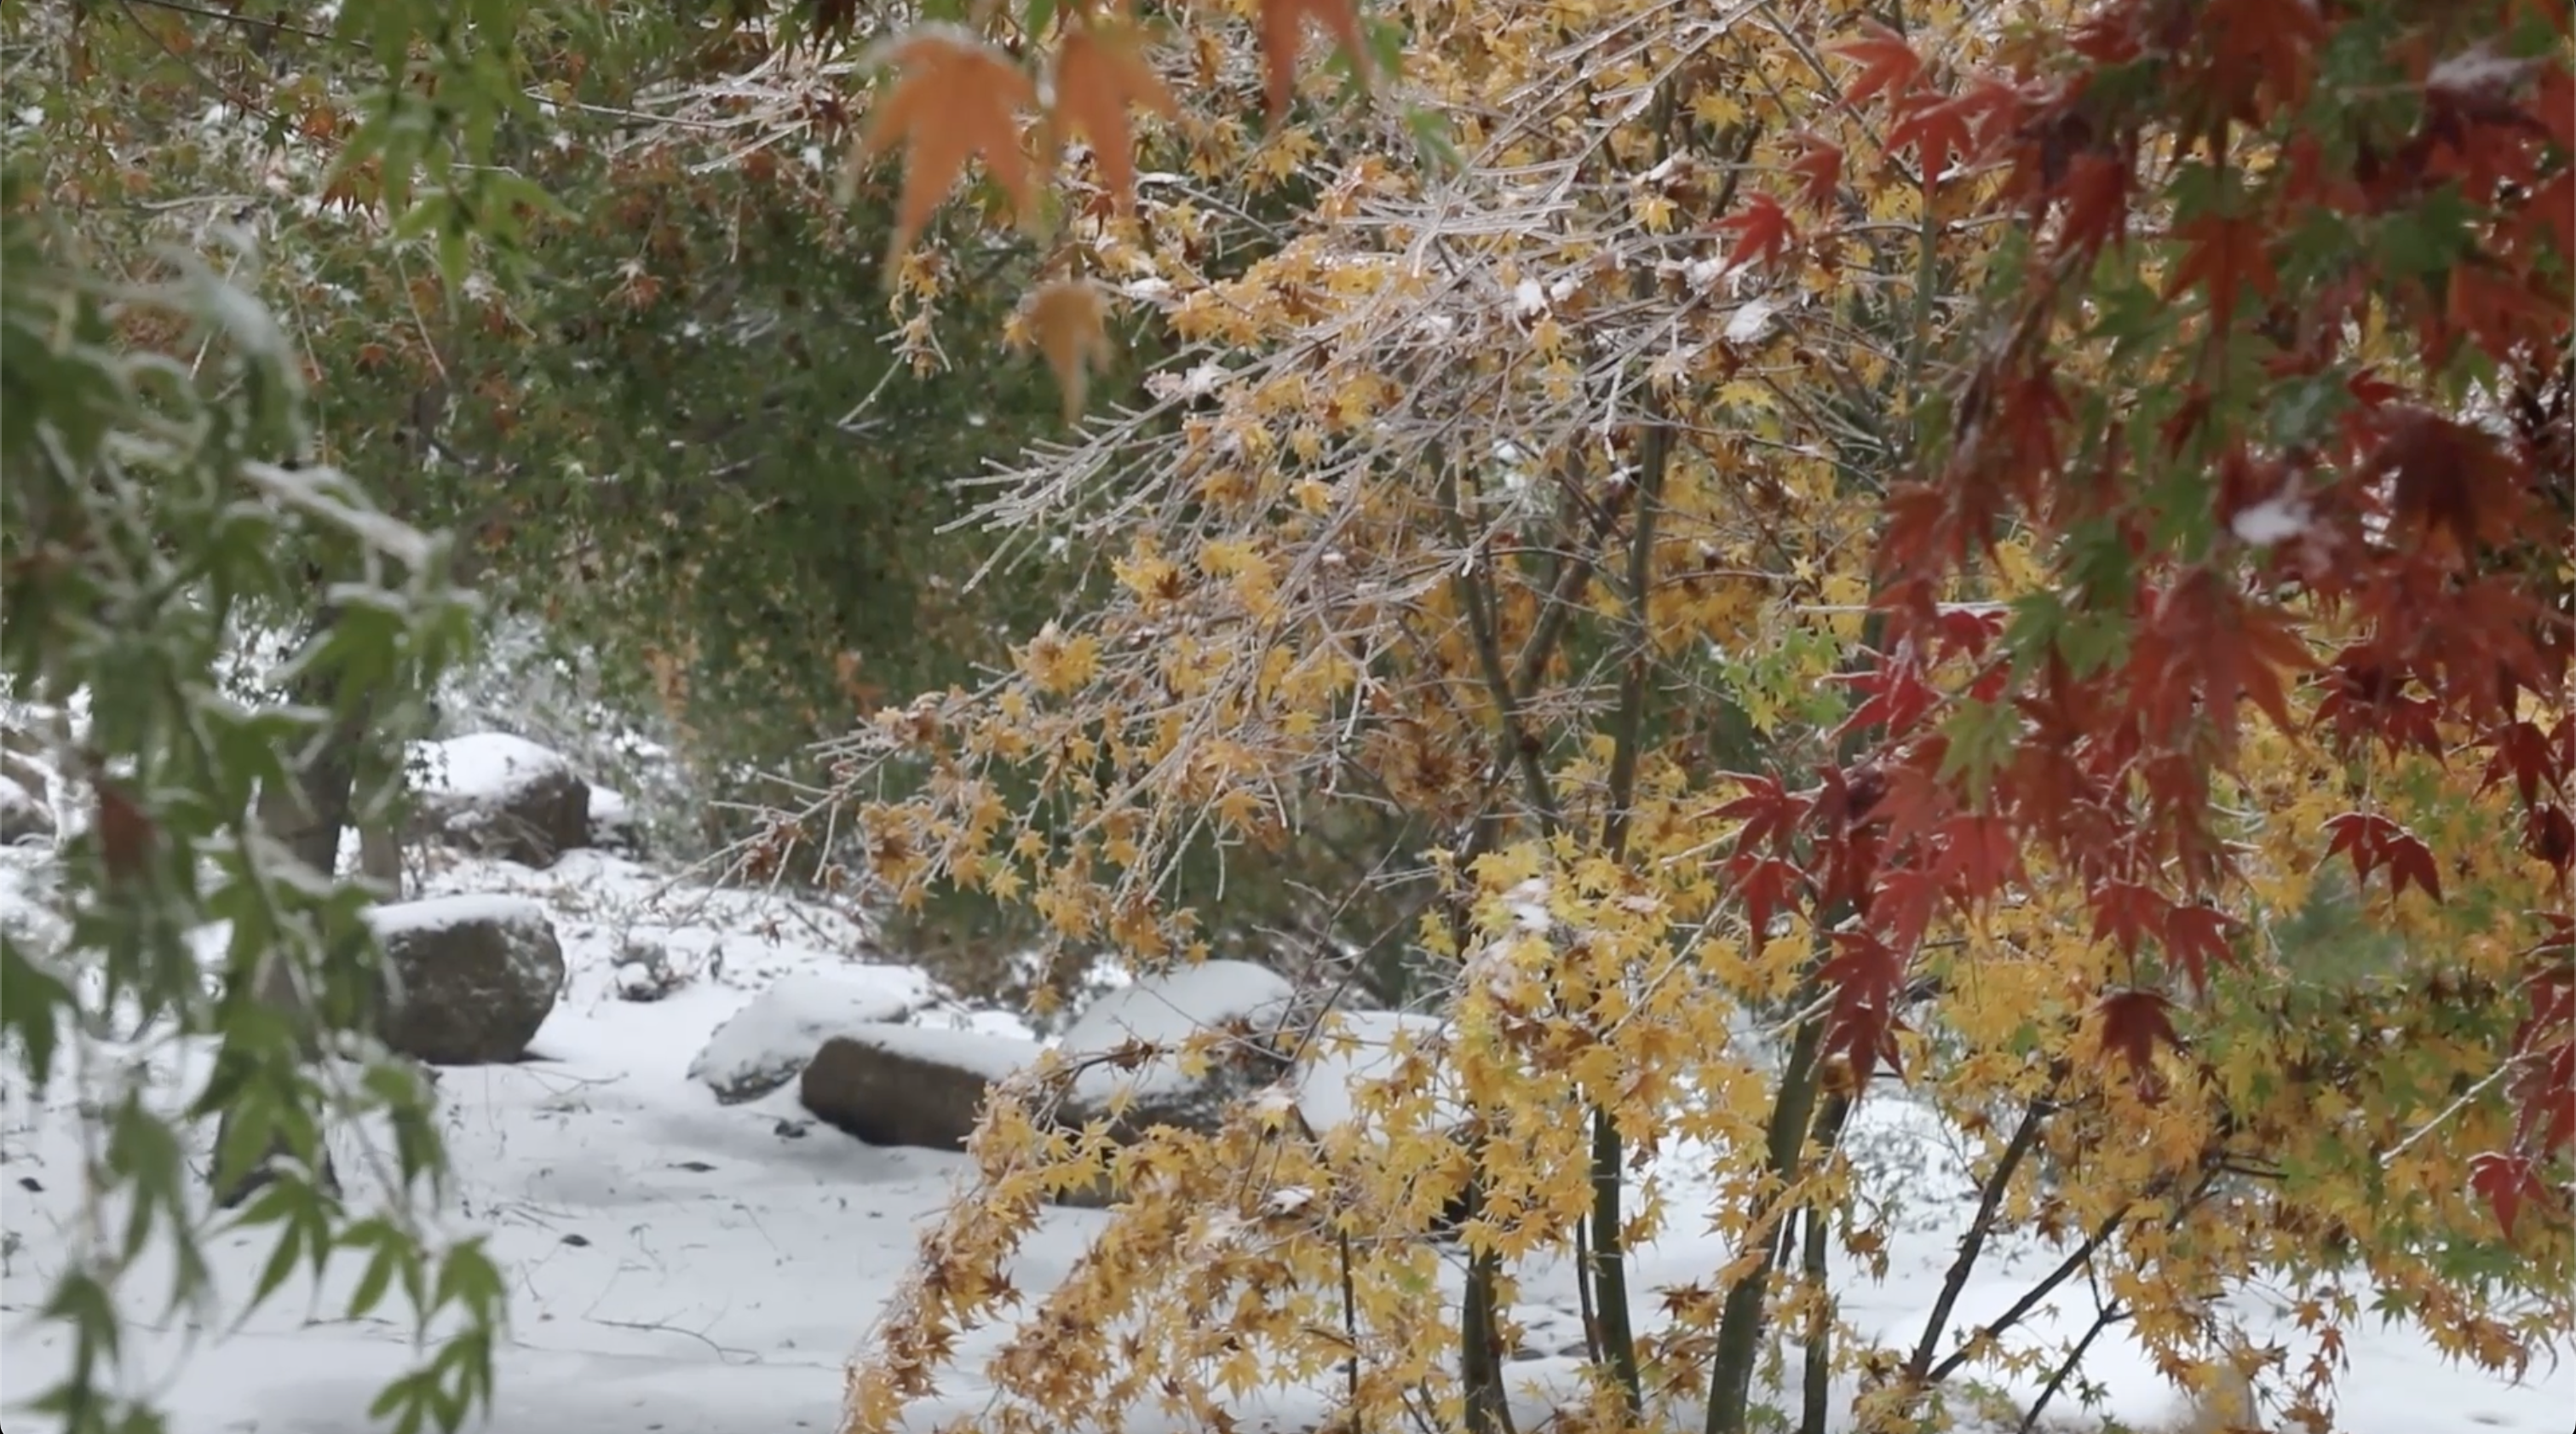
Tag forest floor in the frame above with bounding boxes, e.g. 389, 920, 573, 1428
2, 839, 2568, 1434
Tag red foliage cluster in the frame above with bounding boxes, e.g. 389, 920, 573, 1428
1716, 1, 2573, 1234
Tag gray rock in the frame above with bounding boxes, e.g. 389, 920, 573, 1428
0, 776, 55, 846
410, 734, 590, 869
371, 895, 565, 1065
799, 1025, 1041, 1150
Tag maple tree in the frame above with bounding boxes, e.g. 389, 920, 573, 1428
783, 0, 2573, 1427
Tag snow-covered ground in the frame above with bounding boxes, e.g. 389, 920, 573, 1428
2, 837, 2569, 1434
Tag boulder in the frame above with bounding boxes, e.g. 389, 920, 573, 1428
0, 776, 54, 846
800, 1026, 1043, 1150
371, 895, 565, 1065
1055, 959, 1299, 1141
588, 786, 642, 855
1291, 1010, 1460, 1135
410, 733, 590, 869
689, 969, 942, 1104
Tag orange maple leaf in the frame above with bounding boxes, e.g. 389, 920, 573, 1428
1050, 19, 1176, 217
855, 26, 1039, 269
1028, 279, 1115, 420
1257, 0, 1371, 130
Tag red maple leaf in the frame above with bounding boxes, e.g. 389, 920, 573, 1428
1820, 929, 1909, 1082
2052, 151, 2134, 257
1932, 813, 2021, 906
2141, 568, 2309, 755
1889, 90, 1977, 186
2469, 1150, 2552, 1241
1832, 21, 1924, 108
2320, 811, 2445, 903
2524, 803, 2573, 872
1786, 133, 1845, 213
1836, 651, 1939, 743
2480, 718, 2566, 806
1716, 772, 1803, 860
2163, 212, 2279, 335
2197, 0, 2326, 121
2162, 902, 2235, 995
1728, 855, 1807, 947
1869, 866, 1944, 955
2098, 988, 2180, 1076
2365, 405, 2529, 562
2090, 880, 2165, 955
1713, 193, 1797, 274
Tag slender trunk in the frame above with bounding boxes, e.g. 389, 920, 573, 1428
1458, 1179, 1515, 1434
1587, 1103, 1642, 1407
1797, 1181, 1831, 1434
213, 608, 376, 1208
1906, 1097, 2050, 1386
1703, 1011, 1829, 1434
1797, 1091, 1854, 1434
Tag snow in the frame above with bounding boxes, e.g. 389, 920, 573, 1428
1055, 959, 1296, 1105
1723, 296, 1780, 346
2230, 492, 2314, 547
831, 1022, 1043, 1083
2426, 43, 2539, 99
688, 970, 945, 1101
414, 732, 578, 803
369, 891, 552, 939
2, 842, 2570, 1434
588, 786, 632, 830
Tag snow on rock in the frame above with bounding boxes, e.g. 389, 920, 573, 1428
1291, 1010, 1459, 1135
410, 731, 591, 868
800, 1024, 1044, 1150
688, 969, 943, 1104
369, 893, 566, 1065
1056, 959, 1299, 1138
586, 784, 641, 854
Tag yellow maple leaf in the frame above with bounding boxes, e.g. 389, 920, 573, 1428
1049, 18, 1176, 217
1027, 279, 1115, 419
853, 26, 1038, 271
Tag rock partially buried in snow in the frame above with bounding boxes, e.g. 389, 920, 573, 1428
587, 785, 641, 855
800, 1025, 1043, 1150
371, 894, 566, 1065
1291, 1010, 1461, 1136
1055, 959, 1298, 1141
690, 969, 943, 1103
411, 732, 591, 869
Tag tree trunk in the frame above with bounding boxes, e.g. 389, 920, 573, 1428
359, 821, 405, 896
212, 612, 380, 1208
